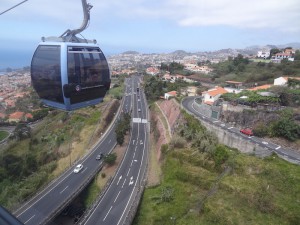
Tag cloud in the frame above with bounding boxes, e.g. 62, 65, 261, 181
169, 0, 300, 31
92, 0, 300, 33
1, 0, 299, 34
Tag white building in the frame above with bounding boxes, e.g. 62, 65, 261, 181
201, 86, 228, 105
164, 91, 177, 100
274, 76, 300, 86
257, 50, 270, 59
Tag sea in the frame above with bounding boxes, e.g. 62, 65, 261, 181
0, 50, 32, 71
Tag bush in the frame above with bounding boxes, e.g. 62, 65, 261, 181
104, 153, 117, 166
253, 122, 269, 137
271, 118, 300, 141
169, 135, 187, 149
213, 145, 229, 169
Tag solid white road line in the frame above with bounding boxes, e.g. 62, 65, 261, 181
60, 186, 69, 194
24, 215, 35, 224
114, 191, 121, 203
103, 206, 113, 221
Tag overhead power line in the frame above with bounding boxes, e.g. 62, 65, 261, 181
0, 0, 28, 16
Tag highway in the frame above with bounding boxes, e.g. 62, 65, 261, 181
13, 78, 134, 225
82, 76, 149, 225
182, 96, 300, 164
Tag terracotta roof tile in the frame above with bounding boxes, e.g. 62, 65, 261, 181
203, 86, 228, 97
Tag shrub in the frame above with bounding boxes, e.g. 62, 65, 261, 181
104, 153, 117, 166
253, 122, 269, 137
213, 145, 229, 169
169, 135, 187, 149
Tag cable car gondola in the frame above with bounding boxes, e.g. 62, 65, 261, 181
31, 0, 110, 111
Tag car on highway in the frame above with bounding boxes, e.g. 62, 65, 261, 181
240, 128, 253, 136
73, 164, 83, 173
96, 153, 104, 160
138, 108, 141, 112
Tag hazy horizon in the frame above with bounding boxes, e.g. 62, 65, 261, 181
1, 41, 299, 70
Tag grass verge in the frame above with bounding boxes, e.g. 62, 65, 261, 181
0, 130, 9, 141
133, 149, 300, 225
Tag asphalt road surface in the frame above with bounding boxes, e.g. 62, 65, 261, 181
13, 78, 134, 225
82, 76, 149, 225
182, 96, 300, 165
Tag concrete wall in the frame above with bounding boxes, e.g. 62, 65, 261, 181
199, 118, 272, 158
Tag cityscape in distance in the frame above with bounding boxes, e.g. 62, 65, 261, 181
1, 42, 300, 71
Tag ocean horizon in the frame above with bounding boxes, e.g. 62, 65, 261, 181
0, 49, 32, 70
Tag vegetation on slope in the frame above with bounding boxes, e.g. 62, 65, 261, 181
0, 83, 123, 209
0, 130, 9, 141
211, 54, 300, 85
133, 110, 300, 225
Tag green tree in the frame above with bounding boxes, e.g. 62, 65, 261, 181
271, 109, 300, 141
294, 50, 300, 60
104, 153, 117, 165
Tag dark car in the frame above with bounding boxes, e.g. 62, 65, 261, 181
96, 153, 104, 160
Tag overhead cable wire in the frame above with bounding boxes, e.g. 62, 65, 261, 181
0, 0, 28, 16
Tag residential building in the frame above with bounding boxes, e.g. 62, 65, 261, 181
274, 76, 300, 86
247, 84, 272, 91
146, 67, 160, 76
257, 49, 270, 59
164, 91, 177, 100
8, 111, 24, 122
271, 48, 295, 62
202, 86, 228, 105
224, 81, 243, 93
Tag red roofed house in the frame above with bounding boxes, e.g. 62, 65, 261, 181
146, 67, 160, 76
9, 111, 24, 122
164, 91, 177, 100
25, 113, 33, 120
247, 84, 272, 91
202, 86, 228, 105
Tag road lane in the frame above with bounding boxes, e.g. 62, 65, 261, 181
14, 78, 134, 225
182, 96, 300, 164
83, 75, 148, 225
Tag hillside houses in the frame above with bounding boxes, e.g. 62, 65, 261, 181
272, 48, 295, 63
184, 64, 213, 74
8, 111, 33, 123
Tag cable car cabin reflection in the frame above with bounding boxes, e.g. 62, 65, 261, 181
31, 42, 111, 111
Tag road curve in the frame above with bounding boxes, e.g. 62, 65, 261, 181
182, 96, 300, 165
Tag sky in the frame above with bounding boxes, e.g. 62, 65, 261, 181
0, 0, 299, 68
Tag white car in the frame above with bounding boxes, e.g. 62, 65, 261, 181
73, 164, 83, 173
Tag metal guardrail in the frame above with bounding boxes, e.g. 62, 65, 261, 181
42, 164, 104, 225
122, 89, 149, 225
14, 98, 125, 224
43, 96, 126, 225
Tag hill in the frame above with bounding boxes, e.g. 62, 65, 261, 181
133, 100, 300, 225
